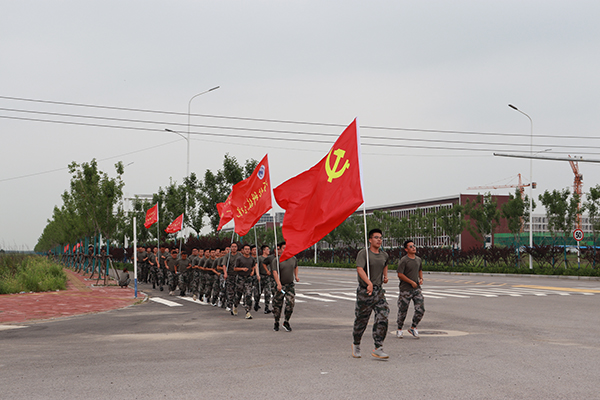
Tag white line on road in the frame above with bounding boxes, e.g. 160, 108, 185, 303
296, 293, 336, 302
150, 297, 183, 307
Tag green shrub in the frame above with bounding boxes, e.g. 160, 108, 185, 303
0, 255, 67, 294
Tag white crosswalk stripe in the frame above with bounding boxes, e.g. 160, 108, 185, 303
149, 285, 596, 307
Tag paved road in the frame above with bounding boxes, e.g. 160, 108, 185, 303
2, 268, 599, 399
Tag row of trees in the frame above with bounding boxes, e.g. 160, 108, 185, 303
322, 186, 600, 254
34, 155, 258, 252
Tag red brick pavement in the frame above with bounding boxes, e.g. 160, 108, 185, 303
0, 268, 145, 324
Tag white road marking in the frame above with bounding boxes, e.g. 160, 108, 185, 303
150, 297, 183, 307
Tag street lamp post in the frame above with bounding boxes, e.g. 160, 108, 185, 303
187, 86, 220, 178
508, 104, 534, 269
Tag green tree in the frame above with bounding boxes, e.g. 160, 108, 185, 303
200, 154, 258, 233
584, 185, 600, 263
539, 188, 580, 267
501, 189, 535, 267
464, 193, 501, 248
437, 204, 466, 249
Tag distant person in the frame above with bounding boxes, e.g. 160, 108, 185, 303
396, 239, 425, 339
119, 268, 131, 288
352, 228, 390, 360
271, 241, 299, 332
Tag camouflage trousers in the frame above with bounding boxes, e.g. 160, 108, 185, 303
225, 275, 237, 308
149, 266, 165, 288
237, 276, 255, 313
272, 282, 295, 322
352, 286, 389, 348
200, 273, 216, 302
217, 274, 227, 306
397, 288, 425, 330
166, 270, 177, 292
190, 270, 201, 297
257, 275, 274, 308
178, 271, 191, 294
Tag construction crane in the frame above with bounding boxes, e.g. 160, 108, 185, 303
569, 156, 583, 229
467, 173, 531, 200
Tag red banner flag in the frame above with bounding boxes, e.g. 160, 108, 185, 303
64, 244, 69, 253
230, 154, 272, 236
274, 119, 364, 261
216, 192, 234, 231
165, 213, 184, 234
144, 203, 158, 229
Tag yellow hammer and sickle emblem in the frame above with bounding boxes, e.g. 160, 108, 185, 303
325, 148, 350, 183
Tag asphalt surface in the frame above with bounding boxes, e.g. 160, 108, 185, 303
1, 268, 600, 399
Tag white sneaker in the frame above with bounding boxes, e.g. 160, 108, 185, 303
408, 327, 419, 339
193, 294, 198, 301
352, 344, 361, 358
396, 330, 403, 339
169, 291, 174, 296
371, 347, 389, 359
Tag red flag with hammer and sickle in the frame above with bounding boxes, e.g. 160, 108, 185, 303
274, 119, 364, 261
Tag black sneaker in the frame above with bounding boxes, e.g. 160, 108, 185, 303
264, 308, 272, 314
254, 304, 260, 312
159, 286, 163, 291
283, 321, 292, 332
273, 322, 280, 331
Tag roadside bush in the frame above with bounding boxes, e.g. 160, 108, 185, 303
0, 255, 67, 294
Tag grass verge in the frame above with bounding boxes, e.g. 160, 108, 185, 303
0, 254, 67, 294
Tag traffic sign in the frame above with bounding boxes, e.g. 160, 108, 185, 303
573, 229, 584, 241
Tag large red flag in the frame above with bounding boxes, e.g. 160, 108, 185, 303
230, 154, 272, 236
274, 119, 364, 261
165, 213, 184, 234
216, 192, 234, 231
144, 203, 158, 229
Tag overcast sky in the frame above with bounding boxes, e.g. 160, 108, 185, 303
1, 1, 599, 250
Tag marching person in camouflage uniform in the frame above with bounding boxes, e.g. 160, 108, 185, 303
148, 247, 159, 289
216, 247, 229, 308
191, 249, 207, 301
176, 251, 192, 296
165, 248, 179, 295
351, 228, 390, 360
225, 243, 239, 313
157, 245, 168, 291
396, 239, 425, 339
202, 249, 220, 305
271, 241, 299, 332
233, 244, 258, 319
258, 245, 274, 314
250, 245, 262, 312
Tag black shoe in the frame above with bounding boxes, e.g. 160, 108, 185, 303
264, 308, 272, 314
153, 284, 156, 289
283, 321, 292, 332
180, 291, 185, 296
273, 322, 280, 332
254, 305, 260, 312
159, 286, 163, 291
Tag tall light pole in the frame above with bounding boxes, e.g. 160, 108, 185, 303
187, 86, 220, 178
508, 104, 534, 269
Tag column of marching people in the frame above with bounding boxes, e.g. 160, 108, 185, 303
135, 241, 298, 331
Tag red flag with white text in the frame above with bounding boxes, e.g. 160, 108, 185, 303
165, 213, 184, 234
274, 119, 364, 261
144, 203, 158, 229
230, 154, 272, 236
216, 192, 234, 231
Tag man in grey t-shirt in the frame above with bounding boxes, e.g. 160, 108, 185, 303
396, 239, 425, 339
351, 228, 390, 360
270, 242, 298, 333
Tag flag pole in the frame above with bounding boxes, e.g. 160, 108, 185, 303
362, 205, 370, 280
156, 202, 160, 249
133, 216, 138, 298
272, 212, 281, 279
178, 213, 185, 253
253, 225, 261, 301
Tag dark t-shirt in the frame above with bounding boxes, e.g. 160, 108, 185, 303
235, 255, 255, 277
176, 258, 191, 274
271, 256, 297, 285
165, 256, 177, 271
356, 248, 389, 288
397, 255, 422, 291
258, 255, 269, 275
226, 253, 239, 275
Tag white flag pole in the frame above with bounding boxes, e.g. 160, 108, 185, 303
133, 216, 138, 298
156, 202, 160, 249
355, 117, 369, 280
